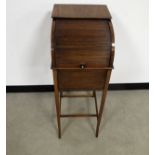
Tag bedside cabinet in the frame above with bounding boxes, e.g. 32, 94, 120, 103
51, 4, 115, 138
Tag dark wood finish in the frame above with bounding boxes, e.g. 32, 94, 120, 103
61, 94, 94, 97
96, 70, 112, 137
93, 90, 99, 120
52, 70, 61, 138
51, 4, 115, 138
60, 114, 97, 117
52, 4, 111, 19
52, 67, 113, 70
54, 19, 111, 69
58, 70, 107, 90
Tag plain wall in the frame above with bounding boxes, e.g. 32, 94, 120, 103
6, 0, 148, 85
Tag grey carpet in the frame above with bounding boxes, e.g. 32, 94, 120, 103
6, 90, 149, 155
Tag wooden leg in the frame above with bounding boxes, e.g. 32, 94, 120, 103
53, 70, 61, 138
60, 91, 63, 114
93, 90, 98, 121
96, 70, 112, 137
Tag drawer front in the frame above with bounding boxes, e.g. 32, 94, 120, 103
54, 19, 112, 68
58, 70, 107, 90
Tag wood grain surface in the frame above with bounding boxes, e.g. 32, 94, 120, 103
52, 4, 112, 19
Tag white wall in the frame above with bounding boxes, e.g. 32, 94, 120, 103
6, 0, 148, 85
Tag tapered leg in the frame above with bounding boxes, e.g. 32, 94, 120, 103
96, 70, 112, 137
59, 91, 63, 114
93, 90, 98, 121
53, 70, 61, 138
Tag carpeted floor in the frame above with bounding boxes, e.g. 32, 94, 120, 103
6, 90, 148, 155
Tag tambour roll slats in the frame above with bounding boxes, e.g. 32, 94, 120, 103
51, 4, 114, 90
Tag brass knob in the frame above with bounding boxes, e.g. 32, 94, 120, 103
80, 64, 86, 69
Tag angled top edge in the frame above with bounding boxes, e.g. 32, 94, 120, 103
52, 4, 112, 19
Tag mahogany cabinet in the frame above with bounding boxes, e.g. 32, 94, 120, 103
51, 4, 115, 138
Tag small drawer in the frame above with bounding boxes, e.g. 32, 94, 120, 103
58, 70, 107, 90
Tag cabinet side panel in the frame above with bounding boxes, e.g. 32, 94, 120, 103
51, 19, 56, 69
108, 21, 115, 43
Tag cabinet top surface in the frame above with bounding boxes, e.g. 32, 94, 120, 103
52, 4, 111, 19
